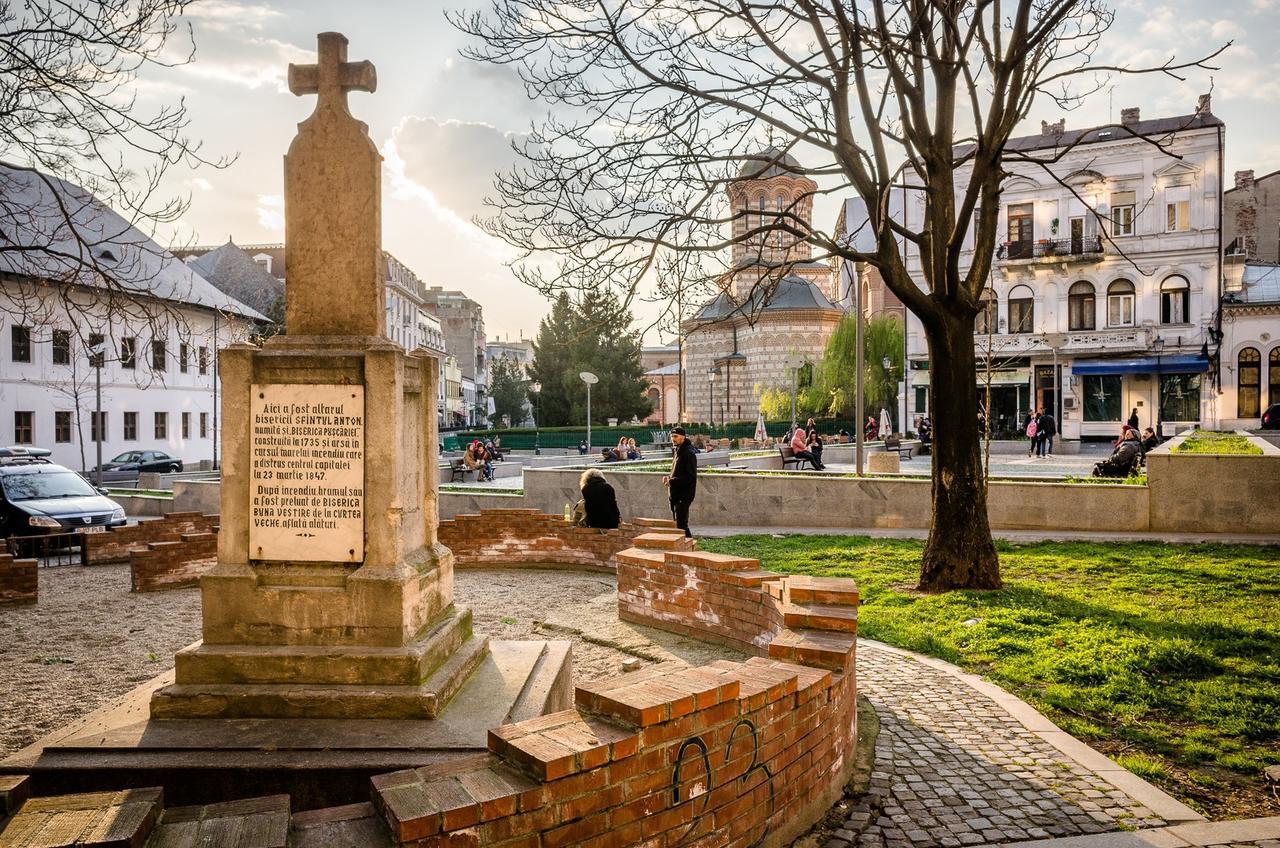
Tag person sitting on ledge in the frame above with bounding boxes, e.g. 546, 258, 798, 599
1093, 429, 1142, 478
601, 447, 620, 463
578, 438, 589, 455
626, 437, 641, 460
574, 467, 620, 529
463, 442, 493, 481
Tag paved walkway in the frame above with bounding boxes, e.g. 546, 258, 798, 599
820, 640, 1200, 848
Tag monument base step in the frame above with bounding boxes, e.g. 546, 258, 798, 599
0, 640, 572, 811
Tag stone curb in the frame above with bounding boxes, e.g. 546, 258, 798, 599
994, 814, 1280, 846
858, 638, 1206, 825
693, 526, 1280, 545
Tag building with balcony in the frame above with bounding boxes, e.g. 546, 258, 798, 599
877, 98, 1225, 441
423, 287, 488, 426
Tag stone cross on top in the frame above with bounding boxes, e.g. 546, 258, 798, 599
282, 32, 385, 338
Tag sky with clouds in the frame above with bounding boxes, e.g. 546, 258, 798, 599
143, 0, 1280, 344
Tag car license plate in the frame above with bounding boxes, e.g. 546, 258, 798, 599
75, 525, 107, 534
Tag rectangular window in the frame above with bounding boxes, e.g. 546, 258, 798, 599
1162, 288, 1189, 324
154, 411, 168, 439
1108, 294, 1134, 327
198, 346, 209, 375
151, 339, 166, 372
1082, 375, 1122, 422
1111, 191, 1135, 236
14, 411, 33, 444
123, 411, 138, 440
1006, 203, 1034, 259
181, 412, 190, 439
88, 332, 105, 368
179, 342, 189, 373
199, 412, 208, 438
52, 329, 71, 365
91, 411, 107, 442
55, 410, 72, 443
1165, 186, 1190, 232
914, 386, 928, 415
1160, 374, 1200, 422
121, 337, 137, 369
1008, 299, 1034, 334
11, 326, 31, 362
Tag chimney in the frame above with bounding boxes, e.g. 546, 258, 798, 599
1120, 107, 1140, 126
1196, 93, 1212, 115
1040, 118, 1065, 136
1235, 169, 1255, 191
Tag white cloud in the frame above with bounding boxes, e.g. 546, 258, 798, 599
255, 194, 283, 233
182, 2, 283, 32
388, 116, 528, 222
179, 37, 311, 92
190, 177, 213, 192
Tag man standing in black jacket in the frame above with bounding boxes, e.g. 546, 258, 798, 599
663, 426, 697, 537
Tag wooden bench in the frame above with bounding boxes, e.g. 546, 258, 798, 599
449, 459, 480, 482
883, 436, 914, 460
778, 445, 812, 470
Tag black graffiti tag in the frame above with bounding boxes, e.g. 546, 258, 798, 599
669, 719, 776, 847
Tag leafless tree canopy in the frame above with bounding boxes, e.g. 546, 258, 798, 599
454, 0, 1223, 333
0, 0, 231, 339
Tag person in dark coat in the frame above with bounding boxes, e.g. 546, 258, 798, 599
1127, 408, 1140, 431
577, 468, 620, 529
663, 426, 697, 537
1093, 430, 1142, 478
1139, 427, 1159, 455
1037, 410, 1058, 457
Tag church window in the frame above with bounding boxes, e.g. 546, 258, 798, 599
1238, 347, 1260, 418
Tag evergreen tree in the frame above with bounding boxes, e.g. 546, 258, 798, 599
488, 355, 528, 427
527, 290, 652, 426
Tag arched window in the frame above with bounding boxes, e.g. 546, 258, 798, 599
1008, 285, 1034, 334
776, 193, 787, 247
975, 291, 998, 335
1161, 276, 1190, 324
1238, 348, 1261, 418
1271, 348, 1280, 409
1068, 281, 1096, 331
756, 195, 767, 241
1107, 279, 1135, 327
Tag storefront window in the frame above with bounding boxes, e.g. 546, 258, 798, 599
1083, 375, 1122, 421
1160, 374, 1201, 423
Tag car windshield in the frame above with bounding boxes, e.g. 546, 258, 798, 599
2, 471, 98, 501
111, 452, 142, 463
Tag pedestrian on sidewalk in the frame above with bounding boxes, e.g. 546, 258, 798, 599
1038, 409, 1058, 457
1024, 411, 1038, 457
663, 426, 697, 537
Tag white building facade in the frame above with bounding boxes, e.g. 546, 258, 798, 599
892, 102, 1225, 440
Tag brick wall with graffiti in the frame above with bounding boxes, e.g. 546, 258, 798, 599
369, 534, 860, 846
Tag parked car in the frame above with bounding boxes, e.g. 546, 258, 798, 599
95, 450, 184, 474
1263, 403, 1280, 430
0, 452, 126, 537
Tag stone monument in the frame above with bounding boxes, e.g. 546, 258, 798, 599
149, 30, 478, 720
1, 33, 570, 807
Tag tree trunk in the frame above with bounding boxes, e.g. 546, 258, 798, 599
919, 312, 1002, 591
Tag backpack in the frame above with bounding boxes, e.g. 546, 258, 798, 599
1026, 420, 1038, 438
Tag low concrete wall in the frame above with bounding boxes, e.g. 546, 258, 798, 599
1145, 433, 1280, 535
172, 480, 221, 515
437, 490, 525, 520
108, 493, 178, 518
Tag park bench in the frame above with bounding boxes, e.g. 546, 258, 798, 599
650, 430, 672, 450
883, 435, 914, 460
449, 459, 480, 482
778, 445, 812, 470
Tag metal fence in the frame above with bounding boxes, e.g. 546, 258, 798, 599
4, 533, 88, 567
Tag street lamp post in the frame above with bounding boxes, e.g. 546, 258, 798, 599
90, 342, 104, 486
881, 355, 893, 434
579, 371, 598, 452
530, 382, 542, 455
707, 366, 717, 430
784, 355, 804, 428
1152, 337, 1165, 439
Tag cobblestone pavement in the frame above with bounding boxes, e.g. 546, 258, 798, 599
823, 642, 1168, 848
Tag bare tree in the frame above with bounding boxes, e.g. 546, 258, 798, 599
454, 0, 1223, 590
0, 0, 231, 345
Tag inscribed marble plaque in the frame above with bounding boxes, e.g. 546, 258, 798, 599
249, 383, 365, 562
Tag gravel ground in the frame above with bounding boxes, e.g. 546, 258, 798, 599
0, 563, 744, 758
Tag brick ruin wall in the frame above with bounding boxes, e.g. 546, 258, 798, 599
129, 531, 219, 592
0, 542, 37, 605
370, 532, 860, 846
83, 511, 220, 565
438, 509, 678, 571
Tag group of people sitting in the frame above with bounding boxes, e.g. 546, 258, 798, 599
461, 438, 501, 481
1093, 422, 1160, 478
600, 437, 643, 463
787, 418, 827, 470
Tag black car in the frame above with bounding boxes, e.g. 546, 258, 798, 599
1263, 403, 1280, 430
0, 454, 127, 537
95, 450, 184, 474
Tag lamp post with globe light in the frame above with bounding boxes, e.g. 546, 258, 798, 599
580, 371, 598, 452
530, 382, 542, 455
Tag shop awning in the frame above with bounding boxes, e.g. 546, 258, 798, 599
1070, 354, 1210, 376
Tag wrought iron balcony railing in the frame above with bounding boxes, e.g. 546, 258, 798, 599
999, 236, 1104, 261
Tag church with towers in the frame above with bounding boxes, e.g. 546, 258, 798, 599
681, 148, 847, 424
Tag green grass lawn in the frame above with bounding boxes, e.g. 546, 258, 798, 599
697, 534, 1280, 818
1173, 429, 1263, 455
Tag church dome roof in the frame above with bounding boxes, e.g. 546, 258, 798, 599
736, 147, 802, 180
695, 274, 839, 322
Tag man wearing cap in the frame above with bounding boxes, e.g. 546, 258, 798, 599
662, 426, 697, 537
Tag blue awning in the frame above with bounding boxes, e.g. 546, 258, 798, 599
1070, 354, 1210, 376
